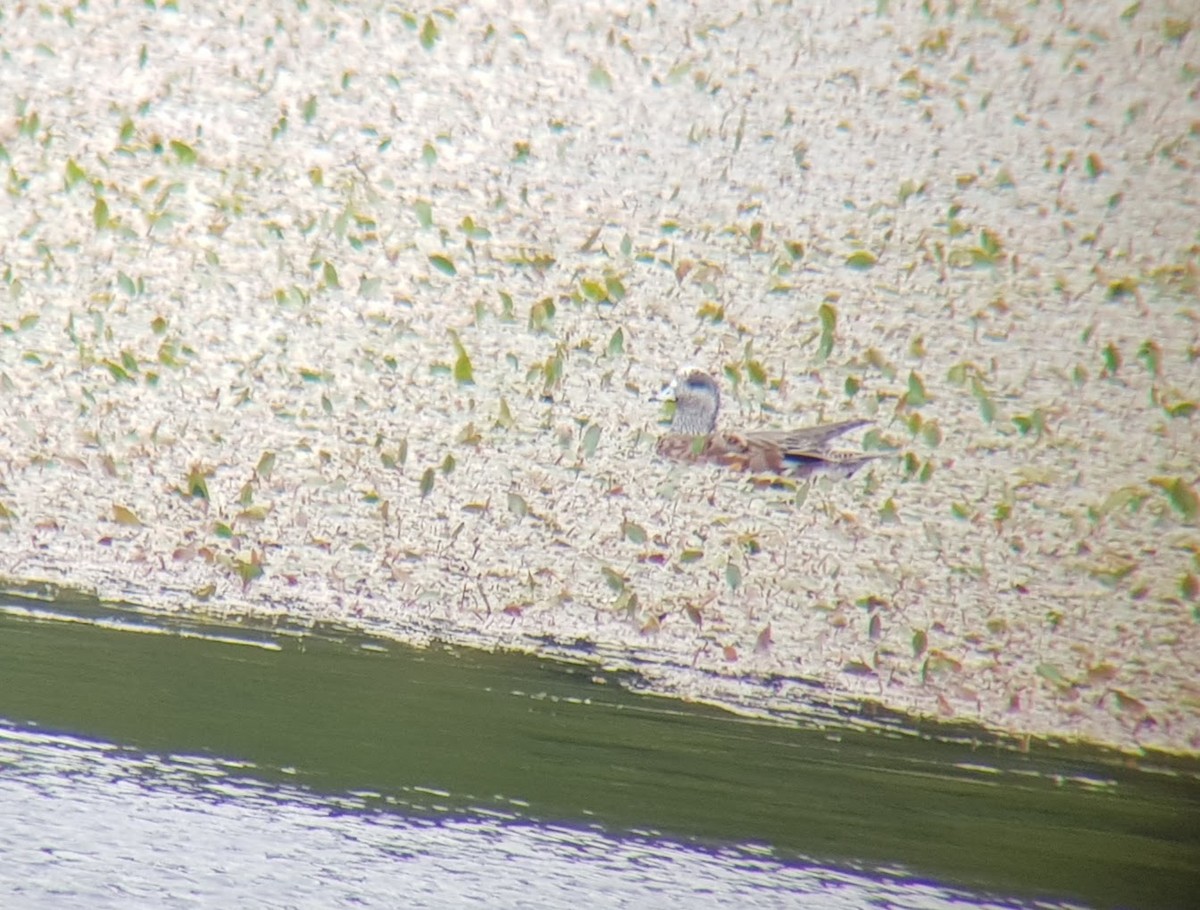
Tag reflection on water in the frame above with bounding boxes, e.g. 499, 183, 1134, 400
1, 594, 1197, 909
0, 723, 1042, 910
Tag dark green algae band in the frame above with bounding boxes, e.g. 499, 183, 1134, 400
1, 587, 1197, 909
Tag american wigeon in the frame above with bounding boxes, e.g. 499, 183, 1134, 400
654, 368, 877, 479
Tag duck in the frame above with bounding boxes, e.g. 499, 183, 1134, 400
654, 368, 877, 479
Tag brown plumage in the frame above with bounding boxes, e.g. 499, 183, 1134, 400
654, 369, 877, 479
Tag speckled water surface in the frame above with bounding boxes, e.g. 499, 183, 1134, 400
0, 1, 1196, 753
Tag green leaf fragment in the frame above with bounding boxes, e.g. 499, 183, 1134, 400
93, 197, 110, 230
1136, 340, 1161, 375
581, 423, 601, 458
420, 16, 439, 49
845, 249, 877, 269
112, 505, 141, 526
601, 565, 626, 592
1101, 342, 1121, 375
817, 302, 836, 360
169, 140, 197, 165
1150, 477, 1199, 522
904, 371, 928, 407
580, 278, 607, 302
507, 492, 528, 518
64, 158, 86, 189
429, 254, 456, 276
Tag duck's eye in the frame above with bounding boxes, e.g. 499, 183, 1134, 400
684, 375, 711, 391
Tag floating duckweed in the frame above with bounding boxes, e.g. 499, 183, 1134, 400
1136, 340, 1161, 375
185, 466, 210, 501
755, 625, 773, 654
93, 197, 111, 230
102, 359, 134, 383
577, 279, 604, 303
1159, 394, 1197, 418
495, 398, 514, 429
234, 552, 264, 588
621, 519, 646, 544
920, 420, 942, 447
542, 348, 564, 394
601, 565, 626, 592
845, 249, 877, 270
903, 371, 928, 407
920, 651, 962, 682
817, 302, 837, 359
413, 199, 433, 228
746, 360, 767, 386
1181, 573, 1198, 602
112, 505, 141, 526
116, 271, 138, 296
1011, 410, 1047, 438
606, 328, 624, 357
429, 254, 456, 276
457, 422, 482, 446
459, 216, 490, 240
419, 467, 435, 498
911, 629, 928, 658
725, 562, 742, 591
359, 276, 383, 299
507, 492, 528, 518
169, 140, 197, 165
615, 589, 638, 617
448, 330, 473, 385
588, 64, 613, 90
1101, 342, 1121, 376
581, 423, 601, 458
879, 498, 900, 523
971, 375, 995, 423
1036, 663, 1072, 690
420, 16, 439, 49
498, 291, 515, 322
64, 157, 86, 189
1150, 477, 1198, 522
1164, 18, 1192, 42
529, 298, 555, 333
1107, 277, 1137, 299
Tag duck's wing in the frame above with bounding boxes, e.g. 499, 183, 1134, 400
742, 418, 871, 454
777, 449, 880, 479
656, 420, 877, 478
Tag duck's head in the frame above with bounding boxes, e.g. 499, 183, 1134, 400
655, 367, 720, 435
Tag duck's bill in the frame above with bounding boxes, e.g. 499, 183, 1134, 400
650, 379, 678, 402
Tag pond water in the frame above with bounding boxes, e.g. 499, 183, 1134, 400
2, 591, 1196, 909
